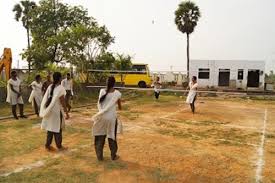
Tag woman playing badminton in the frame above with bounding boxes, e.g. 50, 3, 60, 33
92, 76, 122, 161
186, 76, 198, 114
40, 72, 70, 151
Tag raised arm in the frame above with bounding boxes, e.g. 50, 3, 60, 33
191, 83, 198, 90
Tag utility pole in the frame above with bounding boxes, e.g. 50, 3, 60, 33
170, 65, 173, 71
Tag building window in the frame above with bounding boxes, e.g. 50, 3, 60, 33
198, 68, 210, 79
238, 69, 243, 80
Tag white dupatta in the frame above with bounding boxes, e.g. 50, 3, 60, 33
39, 85, 60, 118
92, 90, 122, 140
40, 84, 66, 133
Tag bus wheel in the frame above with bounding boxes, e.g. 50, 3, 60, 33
138, 81, 147, 88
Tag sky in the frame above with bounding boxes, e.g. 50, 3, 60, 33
0, 0, 275, 72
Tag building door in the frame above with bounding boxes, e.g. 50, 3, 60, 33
218, 69, 230, 86
247, 70, 260, 87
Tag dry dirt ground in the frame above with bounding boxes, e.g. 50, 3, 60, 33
0, 95, 275, 183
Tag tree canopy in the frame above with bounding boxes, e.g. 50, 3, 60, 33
22, 0, 115, 71
175, 1, 201, 35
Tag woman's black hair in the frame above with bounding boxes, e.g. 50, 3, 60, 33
192, 76, 197, 81
99, 76, 116, 103
35, 75, 41, 81
45, 72, 62, 107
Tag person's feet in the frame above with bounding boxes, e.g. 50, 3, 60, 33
97, 157, 104, 161
14, 116, 19, 120
111, 155, 120, 161
45, 146, 56, 152
58, 146, 68, 151
19, 115, 27, 118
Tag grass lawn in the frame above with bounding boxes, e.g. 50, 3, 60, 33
0, 92, 275, 182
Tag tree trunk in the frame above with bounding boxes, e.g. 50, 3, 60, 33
85, 70, 89, 83
186, 33, 190, 81
27, 28, 31, 73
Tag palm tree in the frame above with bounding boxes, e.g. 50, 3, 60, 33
175, 1, 201, 80
13, 0, 36, 72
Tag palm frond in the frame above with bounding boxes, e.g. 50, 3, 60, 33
12, 4, 22, 21
174, 1, 201, 34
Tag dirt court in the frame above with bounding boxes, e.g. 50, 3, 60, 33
0, 95, 275, 183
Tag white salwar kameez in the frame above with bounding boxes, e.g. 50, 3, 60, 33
28, 81, 43, 109
6, 78, 24, 105
92, 89, 122, 141
40, 84, 66, 133
186, 82, 198, 104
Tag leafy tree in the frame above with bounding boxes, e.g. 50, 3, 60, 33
89, 52, 116, 83
13, 0, 36, 72
95, 52, 116, 70
23, 0, 94, 68
114, 54, 132, 86
22, 0, 114, 75
175, 1, 201, 79
58, 24, 114, 82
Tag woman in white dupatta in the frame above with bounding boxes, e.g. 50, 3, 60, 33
40, 72, 70, 151
28, 75, 43, 116
92, 76, 122, 161
186, 76, 198, 114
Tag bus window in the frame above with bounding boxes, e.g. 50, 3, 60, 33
132, 65, 147, 74
132, 65, 146, 71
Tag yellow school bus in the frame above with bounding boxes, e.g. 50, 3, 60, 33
113, 64, 152, 88
88, 64, 152, 87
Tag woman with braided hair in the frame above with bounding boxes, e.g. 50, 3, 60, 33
92, 76, 122, 161
40, 72, 70, 151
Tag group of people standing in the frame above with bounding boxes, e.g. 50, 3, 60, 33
5, 71, 198, 161
6, 71, 73, 151
6, 71, 73, 119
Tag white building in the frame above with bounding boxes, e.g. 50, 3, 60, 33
151, 71, 187, 86
190, 60, 265, 90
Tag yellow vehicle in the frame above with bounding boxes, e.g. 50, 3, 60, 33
114, 64, 152, 88
0, 48, 12, 80
88, 64, 152, 88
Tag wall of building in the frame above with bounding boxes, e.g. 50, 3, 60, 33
190, 60, 265, 90
151, 72, 187, 86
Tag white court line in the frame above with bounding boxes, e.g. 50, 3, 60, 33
0, 161, 44, 177
255, 109, 267, 183
0, 144, 92, 177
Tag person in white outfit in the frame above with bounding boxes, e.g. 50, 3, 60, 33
6, 71, 26, 119
152, 76, 162, 100
28, 75, 43, 116
61, 73, 73, 112
186, 76, 198, 114
40, 72, 70, 152
92, 76, 122, 161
